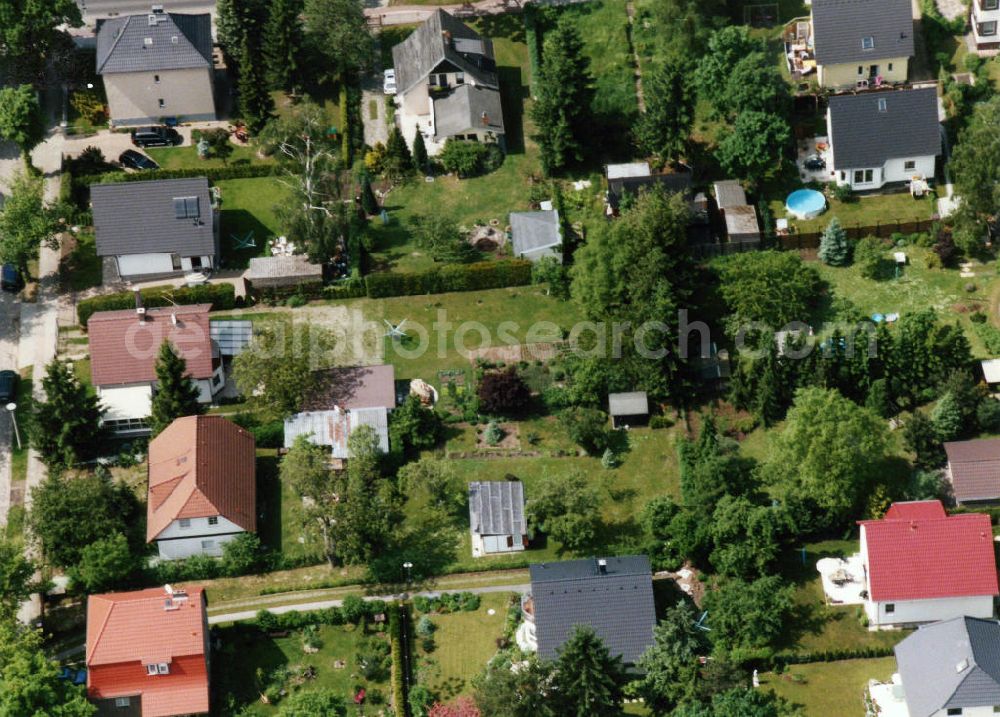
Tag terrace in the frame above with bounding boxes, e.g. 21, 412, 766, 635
783, 18, 816, 80
867, 675, 910, 717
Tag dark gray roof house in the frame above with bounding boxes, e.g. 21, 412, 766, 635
92, 178, 217, 262
529, 555, 656, 663
509, 210, 562, 262
96, 11, 213, 75
391, 9, 498, 97
828, 87, 940, 169
433, 83, 505, 138
894, 617, 1000, 717
811, 0, 914, 67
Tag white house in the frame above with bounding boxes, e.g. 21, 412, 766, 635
147, 415, 256, 560
92, 178, 217, 283
972, 0, 999, 51
827, 87, 941, 191
391, 10, 505, 155
96, 7, 216, 126
88, 303, 225, 434
468, 481, 528, 557
858, 501, 998, 628
886, 617, 1000, 717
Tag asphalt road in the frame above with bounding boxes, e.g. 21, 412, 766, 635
77, 0, 216, 23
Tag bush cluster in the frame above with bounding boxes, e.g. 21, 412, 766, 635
412, 591, 481, 614
365, 260, 532, 298
77, 283, 236, 325
254, 596, 387, 632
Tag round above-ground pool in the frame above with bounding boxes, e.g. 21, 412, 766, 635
785, 189, 827, 220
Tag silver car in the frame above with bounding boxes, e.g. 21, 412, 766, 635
383, 69, 397, 95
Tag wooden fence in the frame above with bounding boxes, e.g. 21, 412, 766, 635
776, 218, 936, 250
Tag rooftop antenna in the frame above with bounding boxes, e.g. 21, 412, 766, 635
383, 319, 408, 340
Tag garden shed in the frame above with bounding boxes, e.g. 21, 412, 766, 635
245, 255, 323, 291
608, 391, 649, 429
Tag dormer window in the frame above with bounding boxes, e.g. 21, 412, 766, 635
878, 98, 887, 112
862, 36, 875, 49
146, 664, 158, 676
157, 663, 170, 675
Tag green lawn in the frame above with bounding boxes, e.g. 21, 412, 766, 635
770, 191, 937, 234
212, 621, 390, 715
810, 245, 998, 356
146, 142, 266, 170
215, 177, 295, 269
255, 451, 325, 565
60, 231, 102, 292
343, 285, 585, 387
762, 657, 896, 717
415, 593, 511, 700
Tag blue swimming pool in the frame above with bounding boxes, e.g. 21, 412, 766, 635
786, 189, 827, 220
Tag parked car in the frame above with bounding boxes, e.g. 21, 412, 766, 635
0, 263, 21, 293
804, 154, 826, 171
119, 150, 160, 171
0, 370, 18, 404
383, 69, 397, 95
130, 126, 181, 148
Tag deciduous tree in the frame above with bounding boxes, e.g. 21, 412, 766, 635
477, 367, 531, 415
674, 688, 802, 717
389, 395, 444, 454
526, 470, 601, 551
948, 95, 1000, 242
0, 537, 34, 619
303, 0, 373, 81
0, 622, 95, 716
0, 171, 60, 274
69, 532, 139, 593
281, 435, 341, 566
410, 213, 476, 263
149, 341, 205, 437
715, 110, 791, 186
0, 85, 44, 163
472, 658, 556, 717
0, 0, 82, 83
702, 575, 794, 652
276, 689, 346, 716
717, 250, 821, 329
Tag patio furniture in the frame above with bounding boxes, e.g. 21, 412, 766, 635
232, 231, 255, 249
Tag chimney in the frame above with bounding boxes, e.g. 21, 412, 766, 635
171, 313, 178, 326
598, 558, 607, 574
481, 111, 489, 126
151, 4, 164, 12
135, 291, 146, 321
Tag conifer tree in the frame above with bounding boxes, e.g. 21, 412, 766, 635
149, 341, 204, 437
819, 217, 851, 266
359, 172, 378, 215
551, 627, 626, 716
412, 130, 428, 173
238, 36, 274, 134
263, 0, 304, 92
384, 126, 413, 179
30, 359, 103, 468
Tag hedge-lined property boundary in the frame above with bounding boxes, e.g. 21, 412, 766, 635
74, 163, 279, 187
77, 283, 236, 325
389, 602, 411, 717
365, 259, 533, 298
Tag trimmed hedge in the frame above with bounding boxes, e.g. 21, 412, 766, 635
252, 596, 387, 631
74, 162, 279, 187
389, 602, 410, 717
365, 259, 532, 298
77, 283, 236, 325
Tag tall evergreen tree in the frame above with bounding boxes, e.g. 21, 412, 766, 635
238, 36, 274, 134
30, 359, 103, 468
359, 171, 378, 215
412, 130, 428, 173
635, 57, 695, 164
384, 126, 413, 179
551, 627, 626, 716
818, 217, 850, 266
216, 0, 267, 63
149, 341, 204, 436
263, 0, 304, 91
530, 17, 593, 175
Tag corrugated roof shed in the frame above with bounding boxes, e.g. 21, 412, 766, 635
92, 178, 215, 259
608, 391, 649, 417
606, 162, 651, 180
468, 481, 526, 536
895, 617, 1000, 717
245, 256, 323, 283
96, 11, 212, 75
811, 0, 914, 66
713, 180, 747, 209
828, 88, 940, 169
283, 407, 390, 458
529, 555, 656, 663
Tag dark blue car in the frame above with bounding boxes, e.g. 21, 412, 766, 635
1, 263, 20, 293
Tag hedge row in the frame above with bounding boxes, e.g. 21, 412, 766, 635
365, 259, 533, 298
389, 602, 410, 717
773, 645, 897, 668
77, 283, 237, 325
412, 591, 481, 614
251, 280, 367, 304
74, 162, 279, 187
253, 598, 387, 631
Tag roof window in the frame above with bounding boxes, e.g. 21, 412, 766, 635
143, 37, 153, 46
877, 98, 887, 112
862, 36, 875, 49
174, 196, 200, 219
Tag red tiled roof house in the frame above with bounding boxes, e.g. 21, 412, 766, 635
858, 500, 998, 628
88, 304, 224, 435
86, 586, 210, 717
944, 437, 1000, 504
148, 415, 256, 560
